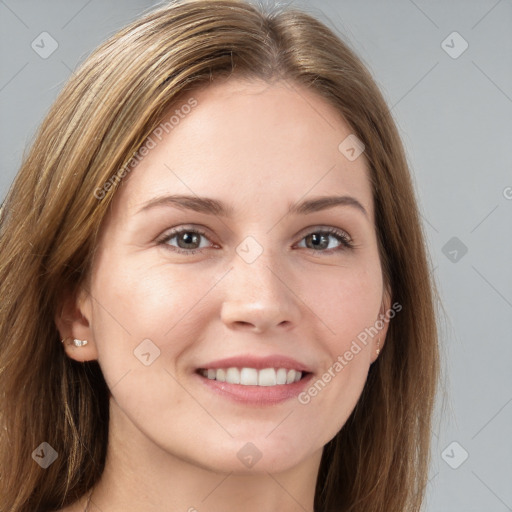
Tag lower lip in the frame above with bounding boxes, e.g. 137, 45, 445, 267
194, 372, 313, 405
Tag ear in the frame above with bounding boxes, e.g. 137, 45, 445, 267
371, 283, 393, 363
55, 286, 98, 362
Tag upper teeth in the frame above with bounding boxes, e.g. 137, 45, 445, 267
200, 367, 303, 386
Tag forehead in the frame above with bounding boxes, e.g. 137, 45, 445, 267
114, 77, 373, 219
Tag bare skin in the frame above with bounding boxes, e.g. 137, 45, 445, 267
56, 77, 389, 512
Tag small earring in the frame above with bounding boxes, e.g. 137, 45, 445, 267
61, 338, 88, 347
376, 337, 381, 356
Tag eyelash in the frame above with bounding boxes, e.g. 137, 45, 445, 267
157, 226, 354, 256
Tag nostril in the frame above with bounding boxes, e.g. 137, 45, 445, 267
234, 321, 253, 327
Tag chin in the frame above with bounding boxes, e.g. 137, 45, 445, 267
184, 434, 319, 474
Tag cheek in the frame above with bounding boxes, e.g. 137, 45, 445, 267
93, 254, 218, 330
89, 257, 218, 383
295, 264, 381, 426
305, 263, 382, 350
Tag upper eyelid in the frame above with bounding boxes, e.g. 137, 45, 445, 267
158, 225, 215, 243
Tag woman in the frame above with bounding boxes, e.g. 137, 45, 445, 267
0, 1, 440, 511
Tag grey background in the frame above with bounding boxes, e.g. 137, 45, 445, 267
1, 0, 511, 510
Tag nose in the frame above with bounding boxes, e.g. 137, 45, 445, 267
220, 255, 301, 334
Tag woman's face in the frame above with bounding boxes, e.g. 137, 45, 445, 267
66, 78, 390, 473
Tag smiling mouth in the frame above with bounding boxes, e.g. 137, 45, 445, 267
197, 367, 308, 386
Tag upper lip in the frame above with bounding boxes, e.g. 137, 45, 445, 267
197, 355, 312, 373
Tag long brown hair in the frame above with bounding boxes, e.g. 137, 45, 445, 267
0, 1, 440, 510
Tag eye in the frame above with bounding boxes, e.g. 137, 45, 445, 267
157, 226, 354, 256
296, 227, 353, 252
158, 227, 215, 255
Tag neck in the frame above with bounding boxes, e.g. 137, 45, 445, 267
90, 398, 322, 512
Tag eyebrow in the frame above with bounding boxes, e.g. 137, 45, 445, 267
137, 194, 368, 218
